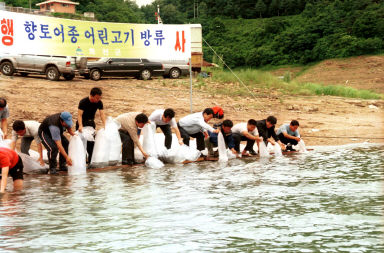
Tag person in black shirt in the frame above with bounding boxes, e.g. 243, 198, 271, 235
256, 116, 286, 151
77, 87, 106, 163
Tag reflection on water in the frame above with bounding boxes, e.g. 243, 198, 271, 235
1, 144, 383, 252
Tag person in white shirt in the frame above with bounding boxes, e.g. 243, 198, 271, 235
10, 120, 44, 166
149, 108, 183, 149
232, 119, 263, 156
178, 108, 219, 151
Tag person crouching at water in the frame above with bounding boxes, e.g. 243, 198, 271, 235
38, 112, 75, 174
115, 112, 149, 165
205, 119, 237, 158
256, 116, 286, 151
277, 120, 301, 151
232, 119, 263, 156
76, 87, 106, 163
10, 120, 45, 166
178, 108, 219, 153
148, 108, 184, 149
0, 147, 24, 193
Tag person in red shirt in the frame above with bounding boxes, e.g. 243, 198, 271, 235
0, 147, 23, 193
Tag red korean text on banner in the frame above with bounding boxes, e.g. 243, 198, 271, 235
1, 18, 14, 46
174, 30, 186, 53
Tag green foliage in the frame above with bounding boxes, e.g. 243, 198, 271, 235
202, 67, 383, 99
255, 0, 268, 18
202, 0, 384, 68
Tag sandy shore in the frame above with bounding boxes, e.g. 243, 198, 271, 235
0, 74, 383, 146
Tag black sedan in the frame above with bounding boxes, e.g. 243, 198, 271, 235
81, 58, 164, 81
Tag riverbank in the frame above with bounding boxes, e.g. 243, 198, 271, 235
0, 74, 383, 146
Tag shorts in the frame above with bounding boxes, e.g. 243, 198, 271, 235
0, 155, 24, 181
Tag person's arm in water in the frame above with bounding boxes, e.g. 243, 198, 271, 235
0, 166, 9, 193
173, 126, 184, 146
55, 140, 72, 166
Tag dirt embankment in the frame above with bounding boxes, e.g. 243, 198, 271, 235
270, 55, 384, 94
0, 71, 383, 147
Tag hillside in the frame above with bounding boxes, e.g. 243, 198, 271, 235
269, 55, 384, 94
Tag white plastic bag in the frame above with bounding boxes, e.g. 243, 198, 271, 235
105, 117, 122, 165
90, 128, 110, 167
218, 131, 228, 163
227, 149, 237, 159
273, 143, 283, 156
0, 139, 11, 148
0, 129, 11, 148
134, 146, 145, 163
178, 144, 201, 162
295, 139, 308, 153
18, 152, 46, 174
78, 126, 96, 157
145, 156, 164, 169
158, 146, 186, 164
142, 123, 158, 158
81, 126, 95, 142
259, 142, 270, 157
68, 135, 86, 175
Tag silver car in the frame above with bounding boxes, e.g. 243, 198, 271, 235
0, 54, 87, 81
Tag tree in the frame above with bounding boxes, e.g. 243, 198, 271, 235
270, 0, 280, 16
255, 0, 267, 18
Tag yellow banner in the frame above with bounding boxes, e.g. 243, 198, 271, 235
0, 10, 193, 60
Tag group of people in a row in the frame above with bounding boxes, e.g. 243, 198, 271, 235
0, 87, 301, 192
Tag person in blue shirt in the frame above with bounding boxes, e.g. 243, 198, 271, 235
277, 120, 301, 151
205, 119, 237, 157
38, 112, 75, 174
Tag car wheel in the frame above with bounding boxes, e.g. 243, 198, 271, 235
20, 72, 29, 77
169, 68, 181, 79
0, 61, 15, 76
46, 66, 60, 81
140, 69, 152, 80
63, 73, 75, 81
90, 69, 102, 81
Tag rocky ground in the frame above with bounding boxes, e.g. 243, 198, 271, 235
0, 72, 383, 147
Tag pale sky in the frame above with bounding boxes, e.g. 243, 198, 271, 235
134, 0, 155, 7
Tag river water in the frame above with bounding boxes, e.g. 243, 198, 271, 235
1, 144, 383, 252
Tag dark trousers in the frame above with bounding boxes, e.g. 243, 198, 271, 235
76, 120, 95, 163
157, 124, 172, 149
39, 131, 69, 169
119, 129, 135, 162
20, 136, 34, 155
178, 124, 205, 151
232, 133, 255, 152
277, 133, 298, 145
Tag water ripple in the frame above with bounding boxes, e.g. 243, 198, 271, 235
0, 144, 383, 252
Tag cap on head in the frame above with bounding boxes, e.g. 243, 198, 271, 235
60, 111, 73, 128
212, 106, 224, 119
